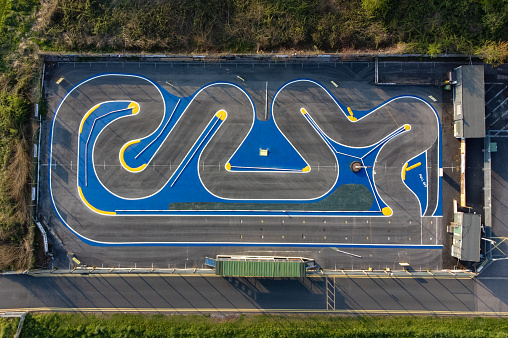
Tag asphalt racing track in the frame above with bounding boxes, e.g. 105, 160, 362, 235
49, 70, 442, 251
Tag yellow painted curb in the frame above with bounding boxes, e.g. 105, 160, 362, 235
128, 101, 140, 115
215, 110, 227, 120
382, 207, 392, 216
404, 124, 411, 131
302, 166, 310, 172
225, 163, 231, 170
300, 108, 308, 115
78, 187, 116, 215
402, 162, 408, 181
79, 104, 101, 134
120, 140, 147, 172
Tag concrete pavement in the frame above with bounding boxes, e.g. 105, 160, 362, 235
0, 273, 506, 316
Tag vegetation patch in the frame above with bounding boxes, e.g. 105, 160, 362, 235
33, 0, 508, 62
0, 317, 19, 338
0, 0, 40, 271
19, 313, 508, 337
169, 184, 374, 211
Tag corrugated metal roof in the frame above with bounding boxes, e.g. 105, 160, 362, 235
451, 212, 481, 262
215, 260, 306, 277
453, 65, 485, 138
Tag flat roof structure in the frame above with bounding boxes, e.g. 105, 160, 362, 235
451, 212, 481, 262
453, 65, 485, 138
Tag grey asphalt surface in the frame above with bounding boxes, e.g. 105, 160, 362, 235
39, 61, 450, 270
484, 67, 508, 264
0, 273, 506, 315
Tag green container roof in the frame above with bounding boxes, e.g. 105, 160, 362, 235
215, 260, 306, 277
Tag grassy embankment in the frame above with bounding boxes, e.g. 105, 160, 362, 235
15, 313, 508, 337
0, 0, 40, 271
34, 0, 508, 62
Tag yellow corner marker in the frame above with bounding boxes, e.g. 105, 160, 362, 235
347, 107, 357, 122
216, 110, 227, 120
302, 166, 310, 172
120, 140, 147, 172
382, 207, 392, 216
78, 187, 116, 215
402, 162, 408, 181
128, 102, 140, 115
300, 108, 308, 115
79, 104, 101, 134
225, 163, 231, 170
404, 124, 411, 131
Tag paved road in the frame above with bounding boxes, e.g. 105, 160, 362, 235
0, 273, 506, 316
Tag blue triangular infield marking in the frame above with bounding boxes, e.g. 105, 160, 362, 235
228, 119, 308, 172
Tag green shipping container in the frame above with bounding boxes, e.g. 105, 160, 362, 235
215, 260, 306, 277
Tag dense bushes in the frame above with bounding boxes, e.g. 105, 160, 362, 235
33, 0, 508, 62
0, 0, 39, 271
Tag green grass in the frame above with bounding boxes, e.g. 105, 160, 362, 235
19, 313, 508, 337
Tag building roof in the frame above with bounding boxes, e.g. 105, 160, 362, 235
453, 65, 485, 138
451, 212, 481, 262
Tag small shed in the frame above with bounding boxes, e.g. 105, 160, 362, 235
453, 65, 485, 138
450, 212, 481, 262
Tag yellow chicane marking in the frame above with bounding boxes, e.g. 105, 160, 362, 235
120, 140, 147, 172
215, 110, 227, 120
300, 108, 308, 115
346, 107, 357, 121
79, 104, 101, 134
406, 162, 421, 171
78, 187, 116, 215
128, 101, 140, 114
402, 161, 421, 181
